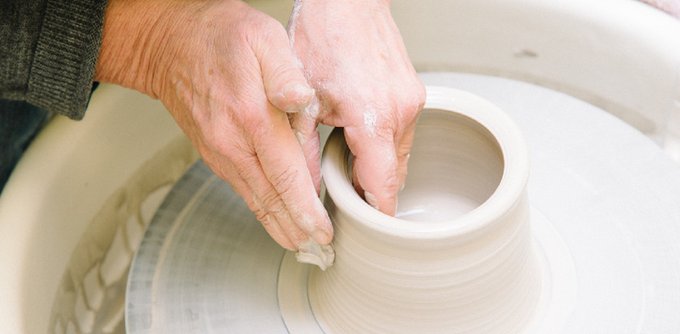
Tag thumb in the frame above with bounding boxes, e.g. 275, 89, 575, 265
289, 96, 322, 193
251, 25, 314, 113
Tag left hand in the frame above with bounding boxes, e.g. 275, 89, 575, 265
288, 0, 425, 215
96, 0, 333, 250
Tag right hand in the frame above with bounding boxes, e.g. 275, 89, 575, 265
287, 0, 425, 216
95, 0, 333, 250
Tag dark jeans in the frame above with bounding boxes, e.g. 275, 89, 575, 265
0, 99, 52, 193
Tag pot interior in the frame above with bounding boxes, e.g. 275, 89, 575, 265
396, 109, 504, 222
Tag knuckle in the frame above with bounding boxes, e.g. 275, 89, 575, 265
382, 168, 401, 194
414, 81, 427, 104
269, 62, 299, 82
253, 202, 270, 222
375, 122, 396, 142
205, 137, 233, 159
198, 120, 251, 160
387, 172, 400, 189
238, 102, 265, 123
243, 14, 288, 51
397, 141, 413, 159
271, 168, 299, 196
259, 189, 286, 216
400, 92, 425, 119
254, 198, 283, 223
241, 7, 281, 33
235, 105, 272, 138
232, 152, 255, 173
256, 209, 273, 226
255, 14, 286, 35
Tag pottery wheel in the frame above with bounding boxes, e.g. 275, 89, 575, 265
126, 73, 680, 333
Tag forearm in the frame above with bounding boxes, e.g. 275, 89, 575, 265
95, 0, 184, 100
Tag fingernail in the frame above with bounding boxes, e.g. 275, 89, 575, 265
400, 181, 406, 192
364, 191, 380, 210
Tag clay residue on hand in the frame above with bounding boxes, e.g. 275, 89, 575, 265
287, 0, 303, 46
363, 109, 378, 137
296, 239, 335, 270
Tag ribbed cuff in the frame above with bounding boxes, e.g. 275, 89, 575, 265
27, 0, 107, 120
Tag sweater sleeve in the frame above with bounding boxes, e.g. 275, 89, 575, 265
0, 0, 107, 120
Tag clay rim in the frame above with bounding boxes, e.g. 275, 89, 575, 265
321, 86, 529, 241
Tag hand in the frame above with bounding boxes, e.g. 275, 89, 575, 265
288, 0, 425, 215
95, 0, 332, 250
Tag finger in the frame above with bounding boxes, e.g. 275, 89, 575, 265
395, 121, 417, 192
255, 103, 333, 245
205, 153, 297, 250
241, 178, 298, 251
251, 23, 314, 113
261, 216, 296, 251
232, 152, 311, 249
252, 184, 309, 250
345, 125, 400, 216
289, 96, 322, 193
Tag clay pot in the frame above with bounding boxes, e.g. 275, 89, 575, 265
311, 86, 539, 333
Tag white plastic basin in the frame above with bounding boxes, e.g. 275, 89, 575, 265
1, 1, 678, 333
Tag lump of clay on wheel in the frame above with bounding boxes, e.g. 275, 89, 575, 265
296, 240, 335, 270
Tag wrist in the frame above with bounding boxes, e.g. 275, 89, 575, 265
94, 0, 180, 99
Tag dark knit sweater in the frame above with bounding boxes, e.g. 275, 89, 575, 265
0, 0, 107, 120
